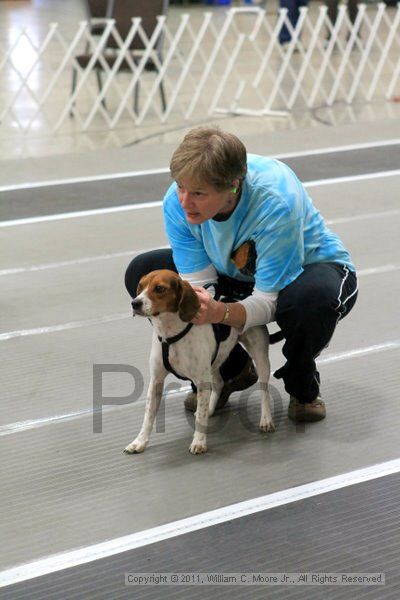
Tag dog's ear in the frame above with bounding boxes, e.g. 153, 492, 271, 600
178, 280, 200, 322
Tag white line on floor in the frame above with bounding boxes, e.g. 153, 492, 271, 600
1, 169, 400, 228
0, 200, 163, 227
1, 457, 400, 588
0, 409, 94, 435
1, 338, 399, 437
0, 167, 170, 192
356, 264, 400, 277
0, 262, 397, 341
0, 246, 168, 277
1, 207, 400, 276
304, 168, 400, 188
0, 386, 182, 437
275, 138, 400, 159
326, 208, 400, 225
0, 138, 399, 193
318, 340, 400, 364
0, 313, 128, 342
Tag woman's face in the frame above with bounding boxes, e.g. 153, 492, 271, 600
176, 178, 239, 225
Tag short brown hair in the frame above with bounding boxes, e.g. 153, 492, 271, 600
170, 126, 247, 191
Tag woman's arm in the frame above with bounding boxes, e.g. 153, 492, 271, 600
190, 286, 277, 331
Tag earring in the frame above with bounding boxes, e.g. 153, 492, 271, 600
231, 187, 237, 194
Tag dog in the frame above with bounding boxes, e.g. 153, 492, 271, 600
124, 269, 277, 455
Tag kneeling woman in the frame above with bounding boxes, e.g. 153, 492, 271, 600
125, 126, 358, 423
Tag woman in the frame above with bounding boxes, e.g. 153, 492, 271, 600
125, 127, 358, 423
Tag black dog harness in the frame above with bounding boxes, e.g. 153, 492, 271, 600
156, 277, 259, 381
157, 323, 231, 381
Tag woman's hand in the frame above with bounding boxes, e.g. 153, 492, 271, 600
190, 286, 225, 325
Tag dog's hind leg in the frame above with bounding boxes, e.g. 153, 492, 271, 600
124, 373, 166, 454
239, 327, 275, 433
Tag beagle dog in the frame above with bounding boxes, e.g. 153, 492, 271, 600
124, 269, 275, 455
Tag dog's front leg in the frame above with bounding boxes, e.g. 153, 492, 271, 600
208, 370, 224, 417
189, 379, 211, 454
124, 376, 164, 454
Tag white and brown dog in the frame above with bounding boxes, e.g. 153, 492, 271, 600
124, 269, 276, 455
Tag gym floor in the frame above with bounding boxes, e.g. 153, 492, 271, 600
1, 116, 400, 598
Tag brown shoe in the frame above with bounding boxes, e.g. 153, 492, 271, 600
288, 396, 326, 423
184, 357, 258, 412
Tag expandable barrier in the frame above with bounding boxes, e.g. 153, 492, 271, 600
0, 4, 399, 134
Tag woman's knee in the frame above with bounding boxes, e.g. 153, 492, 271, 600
276, 286, 337, 329
124, 248, 175, 298
125, 254, 146, 298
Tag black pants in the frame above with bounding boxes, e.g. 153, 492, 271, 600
125, 249, 358, 403
326, 0, 359, 26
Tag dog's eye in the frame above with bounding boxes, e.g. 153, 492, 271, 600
154, 285, 166, 294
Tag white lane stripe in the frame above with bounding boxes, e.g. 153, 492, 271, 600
318, 340, 400, 364
0, 262, 397, 342
1, 169, 400, 228
0, 200, 163, 228
0, 410, 94, 435
275, 138, 400, 159
0, 386, 184, 437
0, 246, 168, 277
1, 138, 399, 193
0, 386, 180, 436
0, 251, 137, 276
304, 168, 400, 188
1, 208, 399, 277
1, 338, 400, 437
0, 313, 129, 342
357, 264, 400, 276
1, 457, 400, 588
326, 208, 400, 225
0, 167, 170, 192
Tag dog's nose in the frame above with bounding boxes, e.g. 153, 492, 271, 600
131, 299, 142, 310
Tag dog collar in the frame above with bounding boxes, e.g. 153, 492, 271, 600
157, 322, 194, 346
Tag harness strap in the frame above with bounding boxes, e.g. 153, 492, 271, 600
160, 341, 191, 381
157, 323, 194, 381
157, 322, 230, 381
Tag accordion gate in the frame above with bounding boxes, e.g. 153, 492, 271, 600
0, 4, 399, 134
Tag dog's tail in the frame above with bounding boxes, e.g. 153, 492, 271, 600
269, 330, 284, 344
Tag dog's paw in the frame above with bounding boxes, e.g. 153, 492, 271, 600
259, 418, 276, 433
189, 441, 208, 455
124, 439, 147, 454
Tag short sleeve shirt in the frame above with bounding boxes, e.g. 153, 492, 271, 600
163, 154, 355, 293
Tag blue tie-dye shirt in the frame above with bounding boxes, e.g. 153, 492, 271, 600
163, 154, 355, 293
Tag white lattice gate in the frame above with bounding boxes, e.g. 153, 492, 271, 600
0, 4, 399, 134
